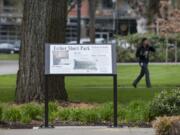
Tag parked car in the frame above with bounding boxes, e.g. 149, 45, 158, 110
117, 40, 131, 49
0, 43, 20, 54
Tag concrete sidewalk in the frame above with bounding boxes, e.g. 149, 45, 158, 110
0, 60, 18, 75
0, 127, 155, 135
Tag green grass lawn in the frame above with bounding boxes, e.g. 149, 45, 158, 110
0, 54, 19, 60
0, 65, 179, 104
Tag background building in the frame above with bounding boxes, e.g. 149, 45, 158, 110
67, 0, 137, 42
0, 0, 22, 44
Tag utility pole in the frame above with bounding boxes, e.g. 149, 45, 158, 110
77, 0, 81, 44
112, 0, 117, 35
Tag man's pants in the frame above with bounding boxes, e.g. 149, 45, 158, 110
133, 63, 151, 87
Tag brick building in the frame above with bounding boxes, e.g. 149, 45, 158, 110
67, 0, 137, 42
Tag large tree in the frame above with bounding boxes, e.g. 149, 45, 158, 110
16, 0, 68, 103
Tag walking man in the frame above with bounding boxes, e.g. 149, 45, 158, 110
133, 38, 155, 88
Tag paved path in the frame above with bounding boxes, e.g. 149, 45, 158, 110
0, 127, 155, 135
0, 60, 179, 75
0, 60, 18, 75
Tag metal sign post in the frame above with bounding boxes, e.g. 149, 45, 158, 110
44, 44, 118, 128
113, 74, 118, 127
44, 77, 49, 128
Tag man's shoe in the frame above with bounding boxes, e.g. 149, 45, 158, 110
132, 83, 137, 88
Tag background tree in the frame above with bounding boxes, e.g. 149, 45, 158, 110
147, 0, 160, 24
16, 0, 68, 103
88, 0, 96, 43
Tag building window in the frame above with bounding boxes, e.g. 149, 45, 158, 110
102, 0, 113, 9
4, 0, 14, 7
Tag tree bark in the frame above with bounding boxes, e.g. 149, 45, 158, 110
147, 0, 160, 24
16, 0, 68, 103
88, 0, 96, 43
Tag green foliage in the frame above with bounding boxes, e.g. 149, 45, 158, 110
49, 101, 59, 113
97, 103, 113, 121
0, 105, 2, 121
20, 102, 43, 123
116, 33, 180, 62
58, 108, 71, 121
123, 101, 150, 122
117, 33, 166, 46
48, 101, 61, 122
68, 108, 85, 122
2, 106, 21, 122
2, 100, 177, 124
149, 89, 180, 120
82, 109, 101, 123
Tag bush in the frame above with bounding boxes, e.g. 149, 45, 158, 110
49, 102, 60, 122
149, 89, 180, 120
83, 109, 101, 123
20, 102, 43, 123
2, 106, 21, 122
0, 101, 152, 124
153, 116, 180, 135
0, 105, 2, 121
58, 108, 71, 121
98, 103, 113, 121
68, 108, 85, 122
123, 101, 150, 122
49, 101, 59, 113
116, 33, 180, 62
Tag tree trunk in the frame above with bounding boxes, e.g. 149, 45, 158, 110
88, 0, 96, 43
16, 0, 68, 103
147, 0, 160, 24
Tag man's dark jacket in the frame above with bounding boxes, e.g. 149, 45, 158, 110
136, 45, 155, 64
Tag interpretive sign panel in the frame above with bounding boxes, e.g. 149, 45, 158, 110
45, 44, 116, 75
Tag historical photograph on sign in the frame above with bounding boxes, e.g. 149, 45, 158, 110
53, 51, 69, 65
74, 59, 97, 70
48, 44, 114, 74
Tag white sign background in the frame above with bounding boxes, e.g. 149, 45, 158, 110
48, 44, 114, 74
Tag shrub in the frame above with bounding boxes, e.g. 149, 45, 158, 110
58, 108, 71, 121
49, 111, 59, 122
116, 33, 180, 62
0, 105, 2, 121
98, 103, 113, 121
20, 102, 43, 123
68, 108, 85, 122
149, 89, 180, 120
153, 116, 180, 135
49, 101, 59, 113
118, 105, 126, 122
2, 106, 21, 122
83, 108, 101, 123
123, 101, 150, 122
48, 102, 60, 122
